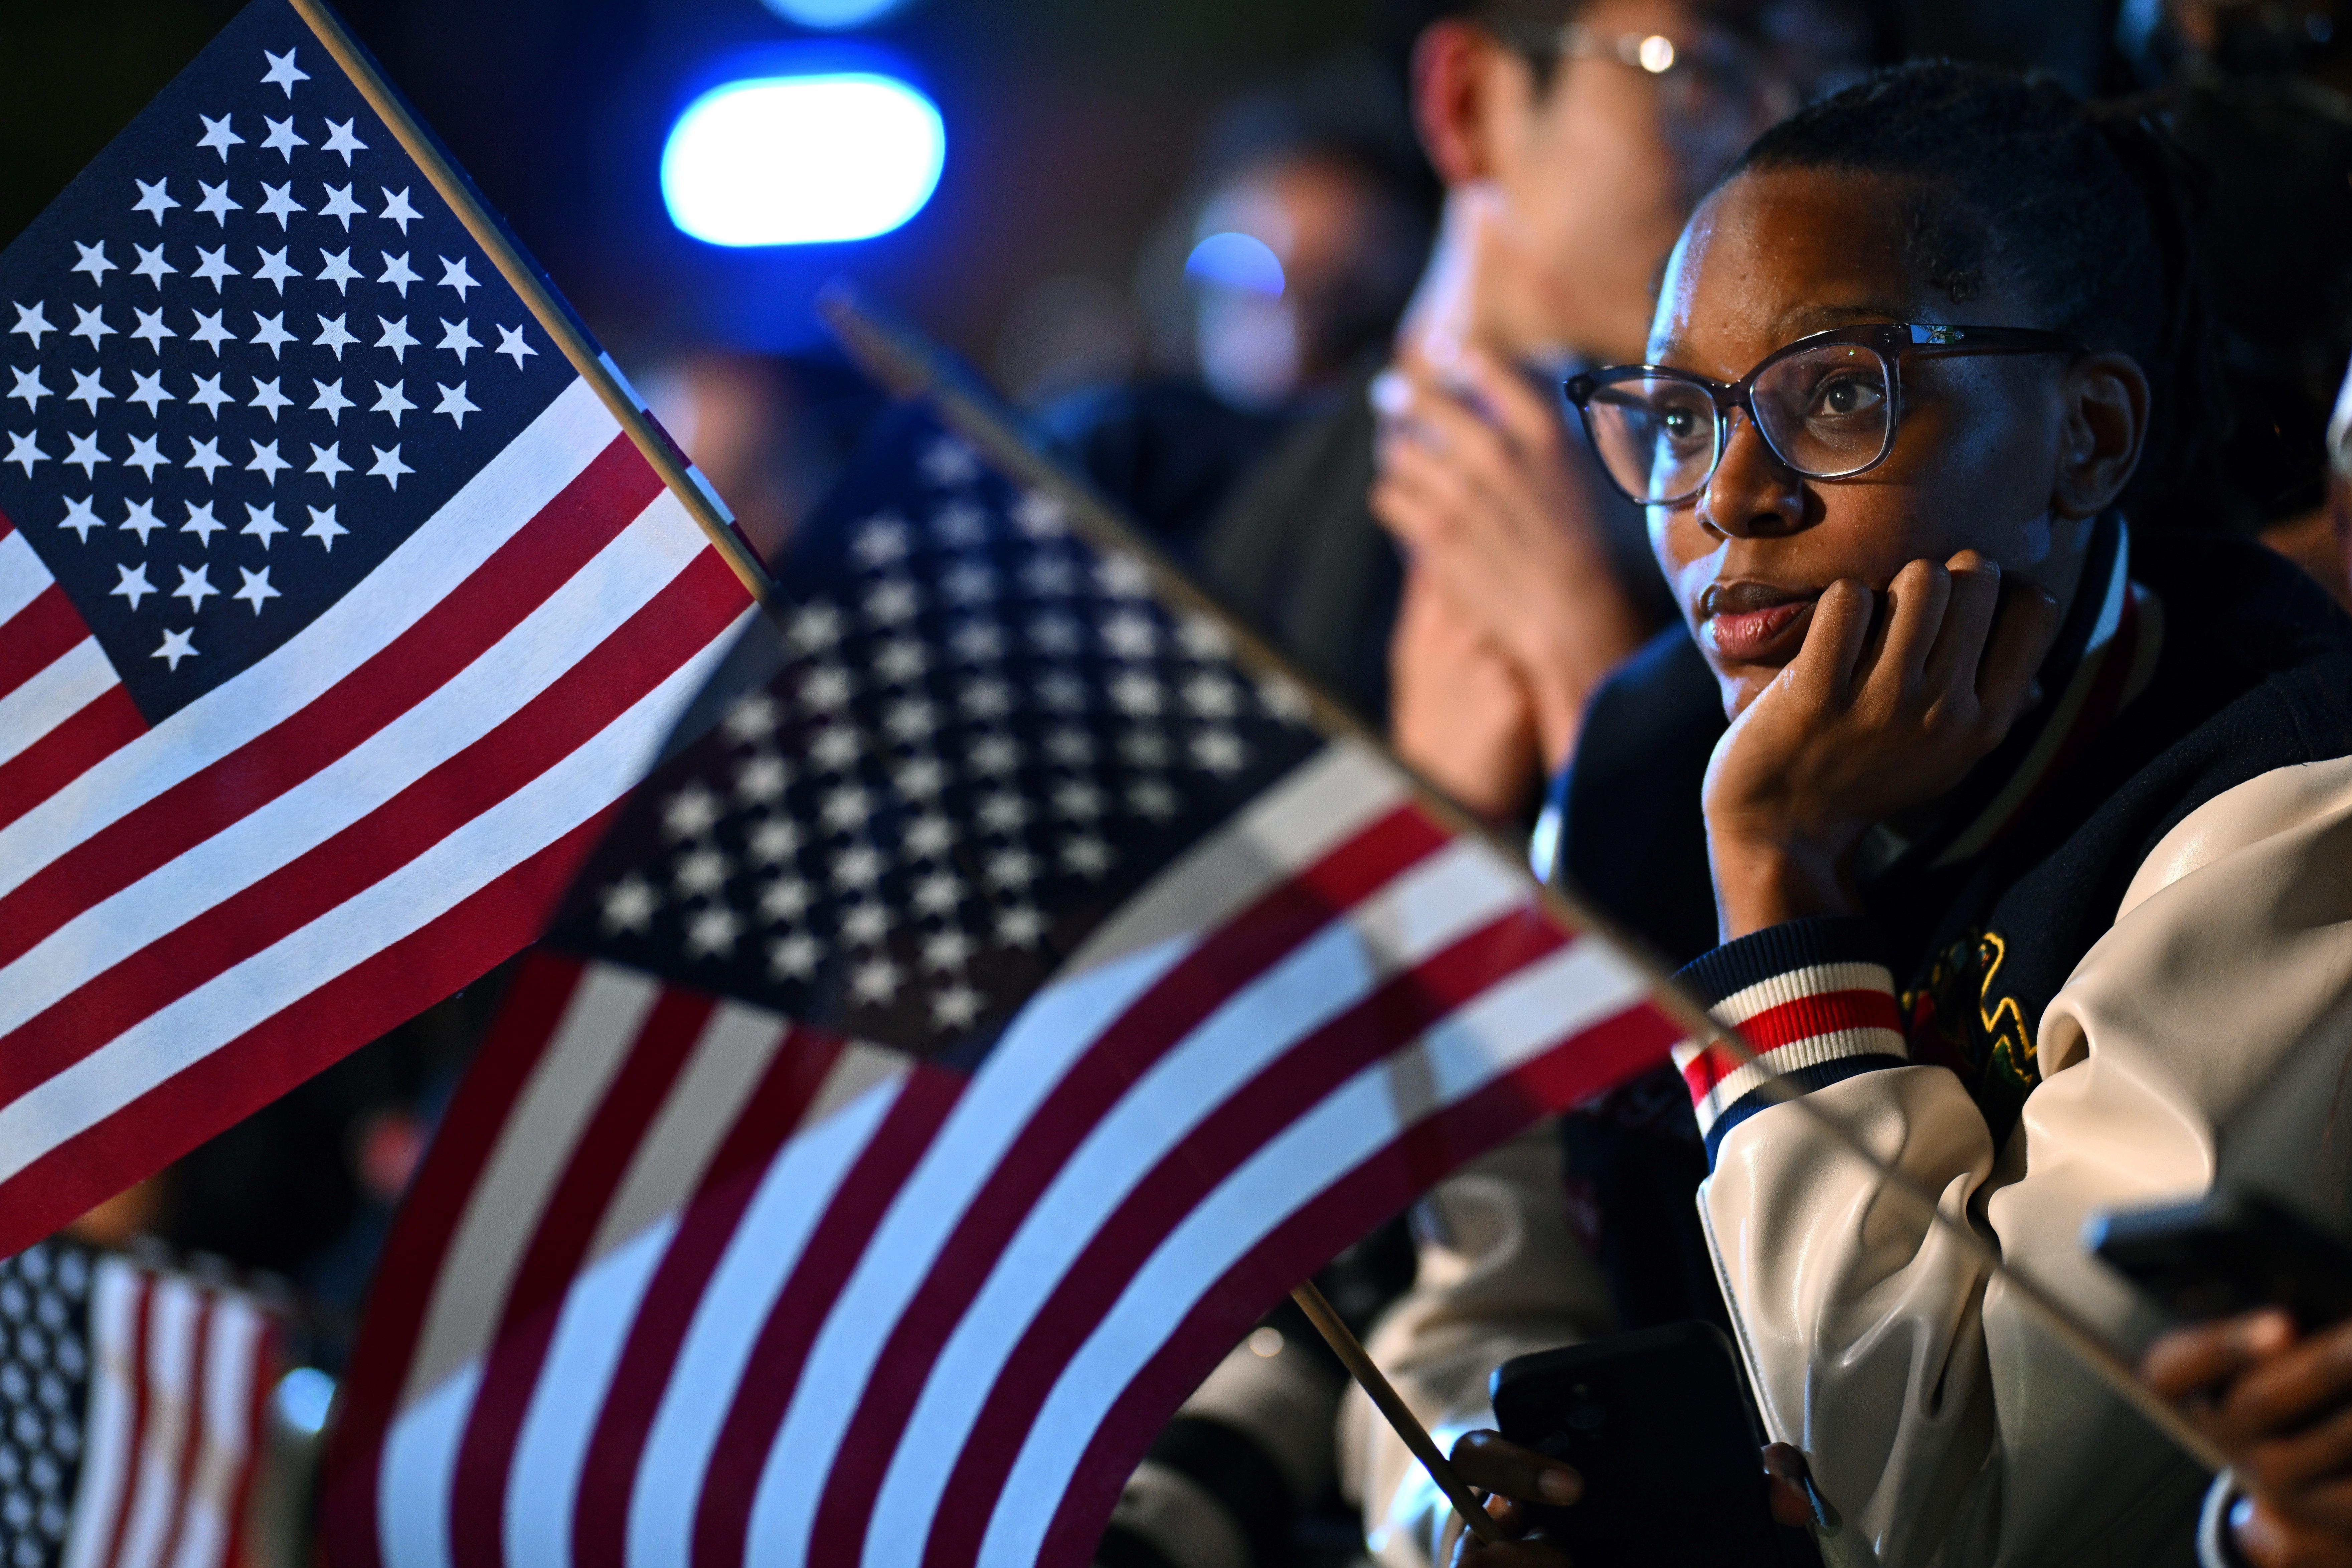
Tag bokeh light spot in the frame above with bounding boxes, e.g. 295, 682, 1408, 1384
1184, 231, 1285, 297
759, 0, 912, 28
662, 74, 946, 247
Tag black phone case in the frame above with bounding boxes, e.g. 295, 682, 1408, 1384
1489, 1321, 1816, 1567
2089, 1190, 2352, 1328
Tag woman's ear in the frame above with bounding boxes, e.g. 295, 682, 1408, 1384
2050, 352, 2151, 519
1411, 21, 1510, 186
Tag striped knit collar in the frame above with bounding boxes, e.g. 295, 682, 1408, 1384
1858, 513, 2165, 877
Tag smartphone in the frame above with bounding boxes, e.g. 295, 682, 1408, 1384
2087, 1190, 2352, 1328
1489, 1321, 1816, 1567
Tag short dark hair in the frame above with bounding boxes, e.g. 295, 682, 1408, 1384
1729, 61, 2219, 526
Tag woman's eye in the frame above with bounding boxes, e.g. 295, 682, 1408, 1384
1812, 376, 1886, 419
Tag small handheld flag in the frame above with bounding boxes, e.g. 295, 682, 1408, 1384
320, 318, 1697, 1568
0, 0, 761, 1251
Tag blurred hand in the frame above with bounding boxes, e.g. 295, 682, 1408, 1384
1390, 562, 1544, 822
2145, 1310, 2352, 1566
1372, 344, 1648, 812
1444, 1430, 1580, 1568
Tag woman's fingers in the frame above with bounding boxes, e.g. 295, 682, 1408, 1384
1454, 345, 1567, 459
1450, 1430, 1585, 1506
1870, 557, 1953, 696
1790, 579, 1876, 704
2245, 1403, 2352, 1497
2142, 1311, 2295, 1401
1920, 551, 2002, 702
1974, 574, 2063, 724
2223, 1318, 2352, 1442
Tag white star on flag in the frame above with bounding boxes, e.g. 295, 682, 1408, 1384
262, 116, 308, 160
172, 564, 218, 613
437, 318, 479, 363
311, 378, 354, 423
262, 48, 310, 96
320, 184, 366, 230
133, 178, 179, 223
71, 242, 117, 286
58, 498, 100, 541
233, 566, 280, 615
111, 561, 156, 611
120, 498, 164, 543
254, 247, 300, 293
63, 432, 108, 477
245, 437, 289, 483
249, 311, 296, 357
192, 245, 239, 290
10, 302, 54, 348
5, 432, 48, 478
375, 315, 416, 361
323, 119, 367, 163
240, 502, 286, 546
124, 436, 166, 481
152, 627, 197, 669
257, 182, 306, 229
248, 376, 291, 419
378, 252, 420, 297
380, 187, 420, 233
304, 504, 348, 550
438, 257, 479, 300
197, 113, 244, 160
190, 309, 233, 353
132, 243, 175, 288
317, 250, 362, 292
196, 180, 240, 224
181, 501, 223, 545
433, 382, 477, 428
188, 374, 232, 417
68, 370, 113, 414
371, 379, 414, 425
129, 366, 176, 411
185, 436, 228, 480
308, 442, 351, 486
6, 369, 46, 411
369, 443, 412, 488
70, 306, 115, 349
495, 324, 536, 369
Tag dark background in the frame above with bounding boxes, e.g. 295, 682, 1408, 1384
0, 0, 2124, 382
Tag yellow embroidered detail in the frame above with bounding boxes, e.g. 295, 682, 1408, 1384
1974, 931, 2038, 1084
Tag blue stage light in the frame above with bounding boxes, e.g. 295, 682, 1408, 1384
1184, 232, 1285, 296
662, 74, 945, 247
760, 0, 911, 26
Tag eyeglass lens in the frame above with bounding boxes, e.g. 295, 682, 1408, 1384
1583, 341, 1897, 504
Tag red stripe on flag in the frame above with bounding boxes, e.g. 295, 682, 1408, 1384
1675, 987, 1905, 1102
0, 687, 145, 834
0, 588, 95, 701
0, 434, 663, 971
900, 910, 1569, 1568
687, 1066, 966, 1568
0, 805, 620, 1262
321, 950, 593, 1568
222, 1315, 280, 1568
1032, 998, 1681, 1568
567, 1025, 847, 1568
447, 985, 717, 1568
0, 552, 746, 1100
744, 804, 1446, 1561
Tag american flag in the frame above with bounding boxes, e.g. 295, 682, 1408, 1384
0, 1239, 279, 1568
320, 404, 1687, 1568
0, 0, 757, 1250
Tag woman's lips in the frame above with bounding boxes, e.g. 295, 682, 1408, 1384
1701, 583, 1821, 663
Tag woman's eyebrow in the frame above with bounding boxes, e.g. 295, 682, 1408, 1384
1776, 301, 1914, 334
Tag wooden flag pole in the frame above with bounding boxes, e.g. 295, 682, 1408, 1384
1291, 1280, 1507, 1549
282, 0, 775, 603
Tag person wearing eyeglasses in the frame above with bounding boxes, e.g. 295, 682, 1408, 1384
1349, 58, 2352, 1568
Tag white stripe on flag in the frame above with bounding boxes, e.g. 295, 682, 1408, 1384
0, 616, 747, 1187
0, 528, 53, 627
623, 1050, 906, 1568
62, 1260, 142, 1568
0, 376, 618, 901
836, 841, 1526, 1568
164, 1295, 266, 1568
113, 1274, 198, 1568
0, 489, 713, 1042
0, 639, 114, 768
974, 937, 1653, 1568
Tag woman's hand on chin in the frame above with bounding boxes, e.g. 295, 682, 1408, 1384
1701, 551, 2061, 941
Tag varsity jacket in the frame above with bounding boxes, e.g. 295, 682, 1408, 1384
1342, 517, 2352, 1567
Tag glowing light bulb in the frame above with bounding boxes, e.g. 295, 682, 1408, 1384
662, 73, 946, 247
760, 0, 911, 28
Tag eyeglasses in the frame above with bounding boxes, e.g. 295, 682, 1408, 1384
1562, 323, 2088, 507
1494, 21, 1803, 175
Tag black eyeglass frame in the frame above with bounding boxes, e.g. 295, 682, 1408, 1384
1562, 322, 2089, 507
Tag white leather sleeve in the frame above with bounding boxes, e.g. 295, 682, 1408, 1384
1701, 757, 2352, 1568
1336, 1126, 1616, 1568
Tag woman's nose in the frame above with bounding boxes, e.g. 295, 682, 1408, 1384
1696, 409, 1808, 540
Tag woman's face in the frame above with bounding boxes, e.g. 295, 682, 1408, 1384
1646, 166, 2105, 718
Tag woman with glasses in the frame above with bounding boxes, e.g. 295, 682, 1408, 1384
1369, 62, 2352, 1568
